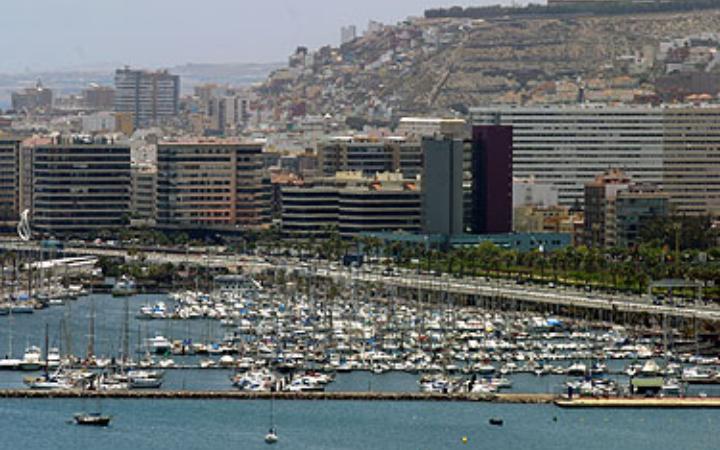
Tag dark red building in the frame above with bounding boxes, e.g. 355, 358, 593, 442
470, 125, 513, 234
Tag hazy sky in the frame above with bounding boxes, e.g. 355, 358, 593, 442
0, 0, 524, 73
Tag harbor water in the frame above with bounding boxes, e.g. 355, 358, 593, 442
1, 398, 718, 450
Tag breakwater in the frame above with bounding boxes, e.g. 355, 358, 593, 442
0, 389, 556, 403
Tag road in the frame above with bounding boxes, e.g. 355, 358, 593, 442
2, 239, 719, 322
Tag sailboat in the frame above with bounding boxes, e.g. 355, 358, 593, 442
264, 396, 279, 444
74, 301, 111, 426
0, 306, 21, 370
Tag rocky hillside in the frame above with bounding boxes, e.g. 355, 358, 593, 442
255, 8, 720, 121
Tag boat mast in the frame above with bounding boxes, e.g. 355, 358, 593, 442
87, 297, 96, 361
44, 322, 49, 375
122, 297, 130, 367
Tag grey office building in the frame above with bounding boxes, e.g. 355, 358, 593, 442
421, 137, 464, 236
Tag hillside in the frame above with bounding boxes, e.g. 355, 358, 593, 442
254, 8, 720, 122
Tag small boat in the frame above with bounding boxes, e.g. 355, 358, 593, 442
74, 412, 112, 426
489, 417, 504, 427
112, 276, 138, 297
265, 428, 278, 445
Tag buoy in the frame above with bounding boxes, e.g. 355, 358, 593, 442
462, 436, 468, 444
552, 416, 558, 422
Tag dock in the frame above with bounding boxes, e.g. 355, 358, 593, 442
555, 397, 720, 409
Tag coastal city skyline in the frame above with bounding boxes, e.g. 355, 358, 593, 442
2, 0, 720, 448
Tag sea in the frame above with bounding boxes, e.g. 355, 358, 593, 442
1, 399, 718, 450
0, 294, 718, 449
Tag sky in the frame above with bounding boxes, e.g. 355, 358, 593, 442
0, 0, 525, 73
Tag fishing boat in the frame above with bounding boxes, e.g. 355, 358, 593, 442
74, 412, 112, 427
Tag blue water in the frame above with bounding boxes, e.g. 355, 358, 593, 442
0, 399, 717, 450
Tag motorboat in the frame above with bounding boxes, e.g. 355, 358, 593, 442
112, 276, 137, 297
74, 412, 111, 426
19, 346, 43, 371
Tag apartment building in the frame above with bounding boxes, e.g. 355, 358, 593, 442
0, 136, 21, 226
156, 139, 270, 231
29, 136, 131, 234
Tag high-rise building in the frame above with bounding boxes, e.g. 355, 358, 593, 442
114, 67, 180, 128
421, 137, 464, 236
156, 139, 270, 231
470, 125, 513, 234
661, 107, 720, 216
0, 136, 21, 226
471, 106, 665, 207
471, 105, 720, 217
29, 136, 131, 234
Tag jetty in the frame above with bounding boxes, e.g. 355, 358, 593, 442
0, 389, 555, 403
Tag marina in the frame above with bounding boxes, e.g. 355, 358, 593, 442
1, 271, 720, 400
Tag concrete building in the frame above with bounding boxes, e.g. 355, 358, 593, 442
82, 85, 115, 111
281, 182, 339, 239
81, 112, 117, 134
131, 163, 157, 227
513, 205, 584, 245
320, 137, 423, 179
422, 137, 464, 236
513, 177, 560, 208
615, 183, 669, 248
156, 139, 270, 231
661, 107, 720, 216
471, 106, 665, 207
114, 67, 180, 128
472, 105, 720, 217
470, 125, 513, 234
584, 168, 631, 247
12, 81, 53, 113
338, 173, 421, 240
341, 25, 357, 45
29, 136, 131, 235
281, 172, 421, 240
397, 117, 468, 139
0, 136, 21, 226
